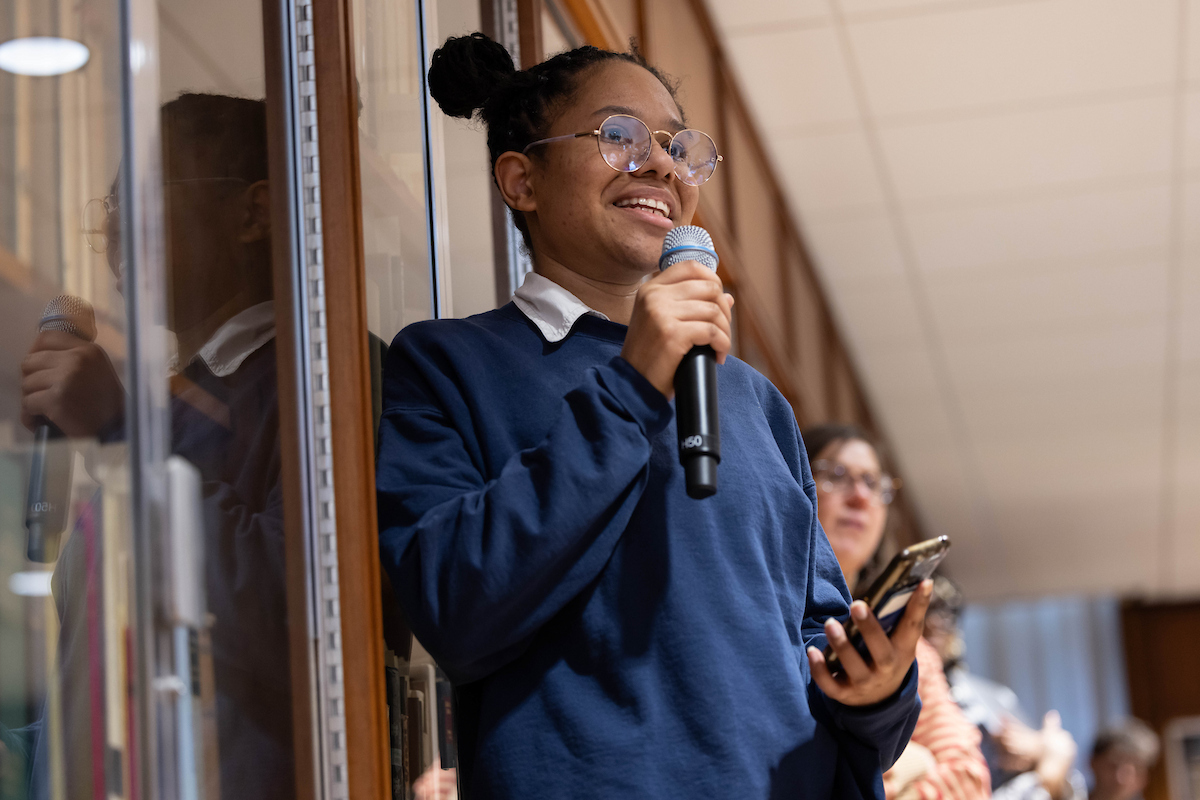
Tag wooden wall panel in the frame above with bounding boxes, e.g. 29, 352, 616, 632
1122, 599, 1200, 800
786, 241, 828, 425
645, 0, 717, 137
598, 0, 636, 47
835, 350, 861, 424
726, 113, 785, 346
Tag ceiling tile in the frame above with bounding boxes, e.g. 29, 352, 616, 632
1169, 368, 1200, 594
774, 128, 888, 212
942, 318, 1168, 384
1186, 91, 1200, 173
1180, 182, 1200, 366
801, 211, 908, 283
826, 274, 928, 351
976, 489, 1160, 598
924, 254, 1169, 338
1190, 0, 1200, 84
724, 26, 860, 132
956, 369, 1165, 453
846, 0, 1177, 120
705, 0, 828, 32
1180, 252, 1200, 367
905, 184, 1172, 275
838, 0, 1020, 15
880, 95, 1174, 203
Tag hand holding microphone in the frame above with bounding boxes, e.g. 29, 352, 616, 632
21, 296, 123, 561
621, 226, 732, 498
21, 296, 123, 438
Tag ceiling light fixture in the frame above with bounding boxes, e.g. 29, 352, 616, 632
0, 36, 90, 77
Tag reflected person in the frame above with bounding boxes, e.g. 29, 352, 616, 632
19, 93, 293, 799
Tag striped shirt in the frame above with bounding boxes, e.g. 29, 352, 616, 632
886, 638, 992, 800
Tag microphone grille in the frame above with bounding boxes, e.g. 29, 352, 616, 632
40, 295, 97, 341
660, 225, 719, 272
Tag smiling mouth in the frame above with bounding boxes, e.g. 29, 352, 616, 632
613, 196, 671, 220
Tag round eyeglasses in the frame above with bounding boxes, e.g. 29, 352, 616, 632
522, 114, 724, 187
812, 460, 899, 506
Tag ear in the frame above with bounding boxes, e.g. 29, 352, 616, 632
237, 180, 272, 244
494, 151, 537, 215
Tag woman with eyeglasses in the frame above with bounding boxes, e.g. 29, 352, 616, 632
803, 423, 991, 800
376, 34, 928, 799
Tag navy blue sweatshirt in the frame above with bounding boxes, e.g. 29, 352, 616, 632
377, 303, 920, 799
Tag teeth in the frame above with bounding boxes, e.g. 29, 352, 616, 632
615, 197, 669, 218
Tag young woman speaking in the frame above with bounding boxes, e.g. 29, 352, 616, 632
376, 33, 932, 799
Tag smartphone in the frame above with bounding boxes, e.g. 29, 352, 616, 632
822, 535, 951, 676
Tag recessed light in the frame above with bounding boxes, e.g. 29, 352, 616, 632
8, 570, 53, 597
0, 37, 90, 77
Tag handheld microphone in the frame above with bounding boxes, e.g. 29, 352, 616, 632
25, 295, 96, 562
659, 226, 721, 499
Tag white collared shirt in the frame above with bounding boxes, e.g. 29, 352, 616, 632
170, 300, 277, 377
512, 271, 610, 343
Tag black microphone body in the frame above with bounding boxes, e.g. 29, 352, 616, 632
25, 418, 71, 562
24, 295, 95, 562
659, 227, 721, 499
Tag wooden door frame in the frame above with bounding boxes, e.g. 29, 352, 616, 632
308, 0, 391, 794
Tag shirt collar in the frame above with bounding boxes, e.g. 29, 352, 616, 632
171, 301, 277, 377
512, 272, 609, 343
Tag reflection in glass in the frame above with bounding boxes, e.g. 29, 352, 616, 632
0, 0, 129, 797
2, 0, 298, 796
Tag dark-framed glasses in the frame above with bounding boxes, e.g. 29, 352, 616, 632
83, 177, 252, 254
812, 460, 898, 506
522, 114, 724, 186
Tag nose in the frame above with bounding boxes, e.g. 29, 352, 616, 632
635, 132, 676, 180
845, 479, 873, 507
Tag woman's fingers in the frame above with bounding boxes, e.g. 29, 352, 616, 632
849, 600, 898, 673
805, 646, 846, 700
823, 617, 872, 684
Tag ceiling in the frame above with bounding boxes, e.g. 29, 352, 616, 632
704, 0, 1200, 602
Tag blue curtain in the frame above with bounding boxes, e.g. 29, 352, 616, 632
959, 595, 1131, 774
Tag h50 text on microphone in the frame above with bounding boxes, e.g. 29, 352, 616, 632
24, 295, 96, 563
659, 226, 721, 499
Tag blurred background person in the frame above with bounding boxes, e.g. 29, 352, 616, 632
925, 575, 1085, 800
804, 422, 991, 800
1087, 721, 1160, 800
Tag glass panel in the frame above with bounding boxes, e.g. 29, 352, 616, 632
0, 0, 136, 797
437, 0, 497, 318
353, 0, 471, 797
151, 0, 300, 794
354, 0, 435, 339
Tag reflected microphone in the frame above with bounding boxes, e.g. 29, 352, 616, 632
659, 226, 721, 499
25, 295, 96, 562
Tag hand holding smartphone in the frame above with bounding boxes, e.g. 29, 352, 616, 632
822, 535, 950, 676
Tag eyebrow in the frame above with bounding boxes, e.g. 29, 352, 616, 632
592, 105, 686, 132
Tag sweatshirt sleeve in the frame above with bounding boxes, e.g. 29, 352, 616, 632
376, 328, 673, 685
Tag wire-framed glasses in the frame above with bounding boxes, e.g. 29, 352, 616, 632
522, 114, 724, 186
812, 460, 899, 506
82, 194, 118, 254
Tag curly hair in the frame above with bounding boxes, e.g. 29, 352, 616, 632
427, 32, 680, 250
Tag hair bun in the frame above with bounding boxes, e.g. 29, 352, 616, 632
428, 33, 516, 119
